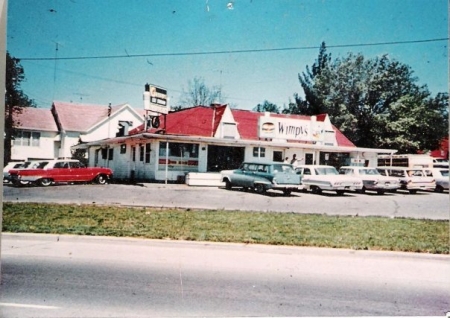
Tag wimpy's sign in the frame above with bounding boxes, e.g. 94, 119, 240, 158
258, 116, 324, 142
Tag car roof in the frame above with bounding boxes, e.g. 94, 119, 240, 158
340, 166, 376, 169
296, 165, 335, 168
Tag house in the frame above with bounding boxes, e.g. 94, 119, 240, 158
11, 101, 144, 161
73, 104, 397, 184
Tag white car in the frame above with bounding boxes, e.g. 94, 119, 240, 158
423, 168, 449, 193
377, 167, 436, 194
3, 161, 25, 182
339, 166, 400, 194
295, 165, 363, 195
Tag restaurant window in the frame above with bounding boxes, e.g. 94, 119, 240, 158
145, 144, 151, 163
253, 147, 265, 158
139, 145, 144, 161
158, 142, 199, 171
120, 144, 127, 154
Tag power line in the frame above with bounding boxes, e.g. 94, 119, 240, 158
19, 38, 448, 61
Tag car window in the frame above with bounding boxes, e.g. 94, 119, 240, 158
377, 169, 387, 176
36, 162, 49, 169
407, 170, 423, 177
362, 168, 379, 175
71, 162, 83, 168
440, 170, 449, 177
257, 165, 267, 173
53, 162, 65, 168
423, 170, 433, 177
247, 164, 257, 172
303, 168, 310, 175
339, 169, 352, 175
315, 167, 338, 175
390, 170, 405, 177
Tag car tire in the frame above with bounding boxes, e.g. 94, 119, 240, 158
95, 174, 108, 185
377, 190, 385, 195
336, 190, 345, 196
311, 186, 322, 194
283, 189, 292, 196
360, 187, 366, 194
409, 189, 417, 194
435, 186, 444, 193
225, 180, 232, 190
39, 178, 52, 187
254, 183, 266, 194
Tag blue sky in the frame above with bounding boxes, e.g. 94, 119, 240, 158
7, 0, 448, 111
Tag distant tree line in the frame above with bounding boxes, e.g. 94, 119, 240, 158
254, 42, 448, 154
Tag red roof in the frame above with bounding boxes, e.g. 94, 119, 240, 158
129, 105, 355, 147
13, 107, 58, 132
52, 101, 135, 132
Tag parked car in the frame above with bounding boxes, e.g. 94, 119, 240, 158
432, 158, 449, 168
220, 161, 302, 195
295, 165, 363, 195
423, 168, 449, 193
8, 159, 113, 187
338, 166, 400, 194
376, 167, 435, 194
3, 161, 25, 182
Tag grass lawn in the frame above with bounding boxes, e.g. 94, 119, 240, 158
2, 202, 449, 254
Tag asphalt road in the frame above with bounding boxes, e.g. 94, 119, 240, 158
1, 233, 449, 317
2, 182, 449, 219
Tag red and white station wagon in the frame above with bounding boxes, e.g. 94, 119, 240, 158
8, 159, 113, 187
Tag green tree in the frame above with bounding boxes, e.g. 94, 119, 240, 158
254, 100, 279, 114
178, 77, 224, 109
291, 43, 448, 152
4, 52, 36, 163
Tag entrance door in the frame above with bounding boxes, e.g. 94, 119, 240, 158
207, 146, 245, 172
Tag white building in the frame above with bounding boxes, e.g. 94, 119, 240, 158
11, 101, 144, 161
74, 104, 397, 184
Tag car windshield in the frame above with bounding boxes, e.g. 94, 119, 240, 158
359, 168, 380, 175
315, 167, 338, 175
406, 169, 424, 177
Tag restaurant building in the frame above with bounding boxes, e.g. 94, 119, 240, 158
74, 103, 397, 185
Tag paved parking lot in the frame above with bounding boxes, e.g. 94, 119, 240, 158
2, 182, 448, 220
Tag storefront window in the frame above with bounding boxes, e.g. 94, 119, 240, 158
158, 142, 199, 171
253, 147, 266, 158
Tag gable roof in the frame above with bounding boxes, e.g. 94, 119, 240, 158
13, 107, 58, 132
129, 105, 355, 147
52, 101, 143, 132
130, 105, 228, 137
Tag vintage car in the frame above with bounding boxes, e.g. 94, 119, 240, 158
338, 166, 400, 194
376, 167, 435, 194
220, 161, 302, 195
8, 159, 113, 187
423, 168, 449, 193
295, 165, 363, 195
3, 161, 25, 183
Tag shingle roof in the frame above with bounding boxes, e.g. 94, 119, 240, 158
52, 101, 140, 132
129, 105, 355, 147
13, 107, 58, 132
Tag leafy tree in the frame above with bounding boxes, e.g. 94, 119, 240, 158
4, 52, 36, 163
290, 43, 449, 153
178, 77, 224, 109
254, 100, 279, 114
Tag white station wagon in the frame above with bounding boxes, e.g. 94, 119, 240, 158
295, 165, 363, 195
377, 167, 436, 194
338, 166, 400, 194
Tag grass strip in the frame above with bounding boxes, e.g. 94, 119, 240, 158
2, 202, 449, 254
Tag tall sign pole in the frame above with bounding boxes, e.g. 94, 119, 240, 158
143, 83, 169, 183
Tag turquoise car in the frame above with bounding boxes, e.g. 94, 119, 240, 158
220, 162, 302, 195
